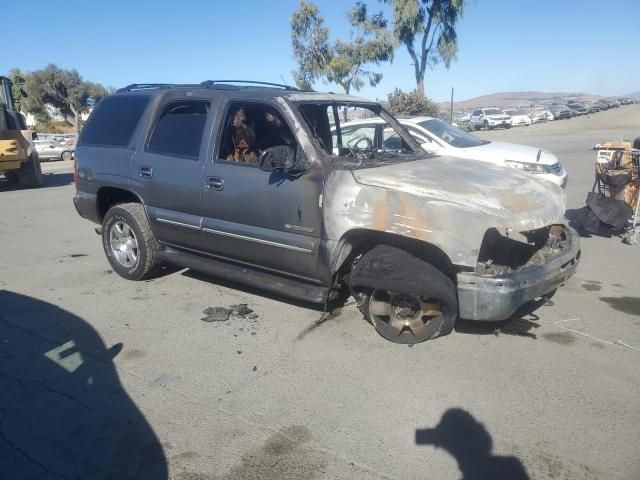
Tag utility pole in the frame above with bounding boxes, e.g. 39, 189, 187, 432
450, 87, 454, 123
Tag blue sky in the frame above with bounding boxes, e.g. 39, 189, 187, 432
3, 0, 639, 102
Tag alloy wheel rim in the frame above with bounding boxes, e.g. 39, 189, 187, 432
109, 221, 139, 268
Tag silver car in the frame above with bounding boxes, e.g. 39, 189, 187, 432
34, 137, 75, 161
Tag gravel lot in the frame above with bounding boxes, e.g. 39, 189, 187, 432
1, 105, 639, 480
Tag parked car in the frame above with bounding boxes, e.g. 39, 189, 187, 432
547, 105, 572, 120
526, 108, 551, 123
335, 116, 567, 188
470, 108, 512, 130
567, 102, 588, 115
34, 138, 75, 161
585, 102, 601, 113
73, 81, 579, 344
503, 109, 532, 126
601, 98, 620, 108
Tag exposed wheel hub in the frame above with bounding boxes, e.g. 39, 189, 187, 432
368, 290, 445, 344
392, 295, 420, 320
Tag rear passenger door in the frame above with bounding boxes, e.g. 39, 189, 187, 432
130, 98, 211, 247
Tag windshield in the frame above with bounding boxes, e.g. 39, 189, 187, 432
418, 118, 486, 148
296, 102, 423, 169
484, 109, 502, 115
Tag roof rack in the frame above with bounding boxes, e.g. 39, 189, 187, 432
116, 80, 306, 94
116, 83, 202, 93
200, 80, 300, 91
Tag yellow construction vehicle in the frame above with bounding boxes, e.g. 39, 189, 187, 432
0, 75, 42, 187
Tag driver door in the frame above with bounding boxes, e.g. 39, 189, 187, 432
200, 100, 323, 281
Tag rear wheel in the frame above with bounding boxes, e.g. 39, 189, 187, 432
15, 153, 43, 188
61, 151, 73, 161
484, 121, 491, 131
102, 203, 161, 280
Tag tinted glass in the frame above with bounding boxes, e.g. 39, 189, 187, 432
147, 101, 209, 158
79, 95, 150, 147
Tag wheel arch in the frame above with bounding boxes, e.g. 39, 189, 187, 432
97, 186, 145, 221
330, 228, 457, 284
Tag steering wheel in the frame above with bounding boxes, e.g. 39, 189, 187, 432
347, 136, 374, 162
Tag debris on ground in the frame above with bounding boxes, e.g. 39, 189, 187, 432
201, 307, 232, 322
200, 303, 259, 324
230, 303, 254, 317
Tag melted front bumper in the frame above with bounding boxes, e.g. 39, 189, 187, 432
457, 227, 581, 321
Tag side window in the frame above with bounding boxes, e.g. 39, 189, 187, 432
146, 101, 209, 159
382, 127, 402, 150
79, 95, 150, 147
472, 110, 479, 116
219, 102, 295, 164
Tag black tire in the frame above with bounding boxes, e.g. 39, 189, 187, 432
4, 171, 19, 184
101, 202, 161, 280
505, 124, 512, 129
484, 121, 490, 131
353, 245, 458, 344
15, 152, 43, 188
61, 151, 73, 161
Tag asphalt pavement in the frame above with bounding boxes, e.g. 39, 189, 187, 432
1, 105, 639, 479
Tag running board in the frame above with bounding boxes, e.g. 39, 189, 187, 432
159, 246, 329, 304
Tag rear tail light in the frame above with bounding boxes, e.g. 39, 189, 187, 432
73, 158, 78, 189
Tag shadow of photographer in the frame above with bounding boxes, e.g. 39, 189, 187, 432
0, 290, 167, 479
416, 408, 529, 480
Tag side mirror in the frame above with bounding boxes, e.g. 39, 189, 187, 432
259, 145, 296, 172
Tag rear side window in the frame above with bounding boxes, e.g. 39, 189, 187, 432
79, 95, 150, 147
146, 101, 209, 159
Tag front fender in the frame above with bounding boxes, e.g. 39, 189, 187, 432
324, 170, 487, 269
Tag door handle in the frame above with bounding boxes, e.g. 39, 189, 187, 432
138, 166, 153, 179
206, 177, 224, 191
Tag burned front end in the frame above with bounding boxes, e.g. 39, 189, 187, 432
457, 225, 581, 321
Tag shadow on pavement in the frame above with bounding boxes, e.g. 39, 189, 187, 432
455, 297, 548, 339
0, 290, 167, 479
0, 172, 74, 191
416, 408, 530, 480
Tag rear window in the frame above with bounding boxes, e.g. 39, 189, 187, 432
79, 95, 150, 147
146, 101, 209, 159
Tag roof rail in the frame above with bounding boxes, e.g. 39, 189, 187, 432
116, 83, 204, 93
200, 80, 300, 91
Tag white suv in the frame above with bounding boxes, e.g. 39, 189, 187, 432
471, 108, 512, 130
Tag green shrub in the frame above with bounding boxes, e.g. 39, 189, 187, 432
382, 88, 440, 117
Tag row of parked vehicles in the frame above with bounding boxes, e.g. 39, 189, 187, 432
458, 97, 637, 131
73, 80, 580, 345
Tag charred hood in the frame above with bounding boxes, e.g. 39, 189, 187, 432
351, 155, 566, 231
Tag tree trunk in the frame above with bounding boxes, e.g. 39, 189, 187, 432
416, 79, 425, 97
342, 83, 350, 122
69, 104, 80, 138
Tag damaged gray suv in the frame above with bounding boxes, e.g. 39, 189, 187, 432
73, 81, 580, 344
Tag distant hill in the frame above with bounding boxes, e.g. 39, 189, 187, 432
624, 91, 640, 99
439, 91, 602, 111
